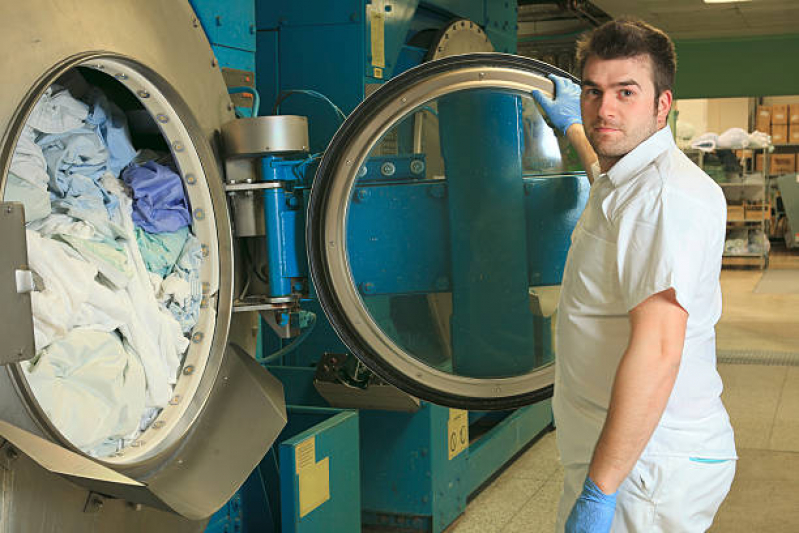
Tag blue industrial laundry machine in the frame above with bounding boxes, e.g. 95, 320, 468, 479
0, 1, 589, 532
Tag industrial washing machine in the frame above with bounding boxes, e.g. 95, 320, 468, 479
0, 1, 588, 531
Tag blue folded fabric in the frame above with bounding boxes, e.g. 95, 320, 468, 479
84, 88, 137, 177
122, 161, 191, 233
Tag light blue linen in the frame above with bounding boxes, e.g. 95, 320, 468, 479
135, 226, 190, 277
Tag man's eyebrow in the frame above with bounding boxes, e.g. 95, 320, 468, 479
580, 79, 641, 89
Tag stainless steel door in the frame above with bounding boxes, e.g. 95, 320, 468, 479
308, 53, 587, 410
0, 0, 285, 526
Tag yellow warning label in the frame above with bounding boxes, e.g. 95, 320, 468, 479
295, 437, 330, 518
370, 9, 386, 68
299, 457, 330, 518
295, 437, 316, 472
447, 409, 469, 460
373, 67, 383, 79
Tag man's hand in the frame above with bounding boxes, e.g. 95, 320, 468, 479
565, 477, 618, 533
531, 74, 582, 135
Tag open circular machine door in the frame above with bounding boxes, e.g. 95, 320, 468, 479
308, 53, 589, 411
0, 0, 285, 528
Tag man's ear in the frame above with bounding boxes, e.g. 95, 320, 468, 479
657, 89, 673, 128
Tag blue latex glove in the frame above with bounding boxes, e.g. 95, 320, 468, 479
531, 74, 582, 135
565, 477, 618, 533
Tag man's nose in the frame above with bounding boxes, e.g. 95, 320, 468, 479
597, 93, 617, 119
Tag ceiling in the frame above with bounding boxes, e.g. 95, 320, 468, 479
515, 0, 799, 75
591, 0, 799, 40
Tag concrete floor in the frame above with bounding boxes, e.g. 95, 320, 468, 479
446, 249, 799, 532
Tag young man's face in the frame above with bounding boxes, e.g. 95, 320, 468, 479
580, 54, 672, 166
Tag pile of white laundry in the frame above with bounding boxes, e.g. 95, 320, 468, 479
690, 127, 772, 152
8, 81, 202, 456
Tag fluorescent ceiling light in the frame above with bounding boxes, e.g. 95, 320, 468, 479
703, 0, 751, 3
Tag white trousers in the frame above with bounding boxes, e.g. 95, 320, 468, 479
556, 456, 736, 532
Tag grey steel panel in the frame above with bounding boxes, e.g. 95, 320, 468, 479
130, 344, 287, 520
0, 203, 34, 365
0, 0, 286, 527
0, 446, 205, 533
221, 116, 310, 159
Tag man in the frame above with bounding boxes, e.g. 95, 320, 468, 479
531, 18, 737, 532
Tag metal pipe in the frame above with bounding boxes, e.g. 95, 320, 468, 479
412, 112, 425, 154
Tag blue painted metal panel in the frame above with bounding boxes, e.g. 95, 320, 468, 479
525, 174, 590, 286
269, 23, 365, 153
419, 0, 485, 25
357, 154, 427, 183
438, 91, 536, 378
393, 45, 427, 76
485, 27, 516, 53
347, 180, 450, 296
256, 0, 364, 28
484, 0, 517, 52
360, 404, 445, 518
190, 0, 256, 51
279, 409, 361, 533
337, 174, 589, 297
205, 492, 244, 533
427, 405, 467, 532
211, 44, 256, 73
254, 30, 279, 115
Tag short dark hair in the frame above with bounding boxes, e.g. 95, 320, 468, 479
576, 18, 676, 98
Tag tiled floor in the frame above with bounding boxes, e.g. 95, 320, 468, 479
446, 250, 799, 532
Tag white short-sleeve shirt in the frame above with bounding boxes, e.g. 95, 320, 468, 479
553, 126, 736, 466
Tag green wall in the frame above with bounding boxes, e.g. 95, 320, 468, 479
675, 33, 799, 99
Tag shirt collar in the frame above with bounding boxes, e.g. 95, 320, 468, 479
605, 126, 675, 188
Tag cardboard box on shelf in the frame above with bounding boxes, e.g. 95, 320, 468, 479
772, 104, 789, 125
756, 153, 764, 172
727, 205, 745, 221
757, 105, 772, 123
770, 153, 796, 175
790, 104, 799, 124
756, 116, 771, 133
791, 125, 799, 144
745, 203, 770, 221
772, 124, 789, 144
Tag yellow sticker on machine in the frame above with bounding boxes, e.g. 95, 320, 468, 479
299, 457, 330, 518
295, 436, 330, 518
370, 8, 386, 68
448, 409, 469, 460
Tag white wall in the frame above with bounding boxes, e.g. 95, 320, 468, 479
708, 98, 750, 133
676, 97, 751, 139
676, 99, 708, 139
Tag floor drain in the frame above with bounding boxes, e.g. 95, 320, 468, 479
717, 350, 799, 366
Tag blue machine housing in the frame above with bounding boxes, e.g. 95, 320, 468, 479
194, 2, 590, 533
254, 0, 517, 153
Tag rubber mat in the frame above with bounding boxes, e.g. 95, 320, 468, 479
717, 349, 799, 366
753, 269, 799, 294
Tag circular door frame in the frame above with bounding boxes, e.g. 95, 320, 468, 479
308, 53, 580, 410
0, 1, 283, 519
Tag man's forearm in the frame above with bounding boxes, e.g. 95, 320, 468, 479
566, 124, 598, 184
587, 342, 681, 494
587, 290, 687, 495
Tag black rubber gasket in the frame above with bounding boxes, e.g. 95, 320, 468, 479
307, 53, 576, 410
